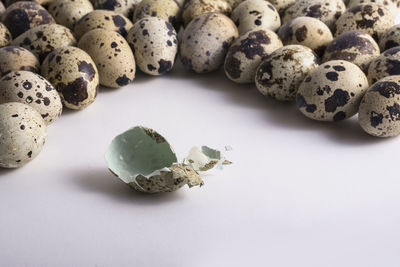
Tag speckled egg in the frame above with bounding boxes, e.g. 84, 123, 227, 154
182, 0, 232, 27
255, 45, 320, 101
0, 71, 62, 124
229, 0, 296, 12
78, 29, 136, 88
2, 1, 55, 37
180, 12, 238, 74
323, 31, 380, 71
41, 46, 99, 110
296, 60, 369, 122
48, 0, 94, 30
283, 0, 346, 29
11, 24, 76, 62
348, 0, 400, 17
0, 102, 46, 168
74, 10, 133, 39
0, 46, 40, 76
231, 0, 280, 34
93, 0, 141, 17
127, 17, 178, 76
278, 17, 333, 56
379, 24, 400, 51
359, 76, 400, 137
224, 28, 283, 84
0, 23, 12, 47
367, 46, 400, 84
334, 3, 394, 41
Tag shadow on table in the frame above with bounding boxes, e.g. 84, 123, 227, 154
0, 167, 16, 177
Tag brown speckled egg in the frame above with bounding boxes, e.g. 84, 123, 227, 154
379, 24, 400, 51
255, 45, 320, 101
0, 102, 46, 168
323, 31, 380, 71
224, 28, 283, 84
297, 60, 369, 122
0, 71, 62, 124
182, 0, 232, 27
48, 0, 94, 30
78, 29, 136, 88
278, 17, 333, 56
0, 46, 39, 76
41, 46, 99, 110
93, 0, 141, 17
2, 1, 55, 37
334, 3, 394, 41
283, 0, 346, 29
359, 76, 400, 137
11, 24, 76, 62
127, 17, 178, 76
348, 0, 400, 17
180, 12, 238, 74
0, 23, 12, 47
74, 10, 133, 39
231, 0, 281, 34
367, 46, 400, 84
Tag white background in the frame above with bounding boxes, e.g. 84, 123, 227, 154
2, 39, 400, 266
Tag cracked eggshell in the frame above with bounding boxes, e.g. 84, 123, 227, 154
0, 23, 11, 48
224, 28, 283, 84
41, 46, 99, 110
0, 71, 62, 125
78, 29, 135, 88
48, 0, 94, 30
231, 0, 280, 34
367, 46, 400, 85
255, 45, 320, 101
296, 60, 369, 122
11, 24, 77, 62
278, 17, 333, 57
180, 12, 238, 74
127, 17, 178, 76
2, 1, 55, 38
0, 46, 40, 76
359, 76, 400, 137
334, 3, 394, 41
74, 10, 133, 39
0, 102, 46, 168
182, 0, 232, 27
93, 0, 141, 17
323, 31, 380, 71
283, 0, 346, 30
348, 0, 400, 17
379, 24, 400, 51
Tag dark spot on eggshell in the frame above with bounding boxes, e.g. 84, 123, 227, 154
297, 93, 317, 113
304, 4, 322, 18
158, 59, 172, 74
78, 61, 96, 81
384, 40, 399, 51
325, 31, 377, 55
295, 26, 308, 42
115, 75, 131, 86
371, 81, 400, 98
370, 111, 384, 127
326, 72, 339, 81
386, 102, 400, 121
333, 65, 346, 71
56, 77, 88, 106
225, 56, 242, 79
333, 111, 346, 121
324, 89, 350, 112
180, 56, 193, 71
112, 15, 128, 37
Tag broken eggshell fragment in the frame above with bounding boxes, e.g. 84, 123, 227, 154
183, 146, 232, 172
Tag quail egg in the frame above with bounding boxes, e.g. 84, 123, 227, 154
255, 45, 320, 101
283, 0, 346, 29
224, 28, 283, 84
127, 17, 178, 76
41, 46, 99, 110
0, 23, 12, 47
74, 10, 133, 39
367, 46, 400, 85
2, 1, 55, 37
180, 12, 239, 74
296, 60, 369, 122
323, 31, 380, 71
334, 3, 395, 41
0, 71, 62, 124
379, 24, 400, 51
48, 0, 94, 30
0, 46, 40, 76
348, 0, 400, 17
231, 0, 281, 34
182, 0, 232, 27
0, 102, 46, 168
228, 0, 296, 12
93, 0, 141, 17
78, 29, 136, 88
359, 75, 400, 137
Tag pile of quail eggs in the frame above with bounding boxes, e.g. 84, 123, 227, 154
1, 0, 400, 169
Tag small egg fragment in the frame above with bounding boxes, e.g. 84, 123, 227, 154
180, 12, 238, 74
0, 23, 12, 48
231, 0, 281, 34
0, 46, 40, 76
359, 76, 400, 137
127, 17, 178, 76
48, 0, 94, 30
323, 31, 380, 71
182, 0, 232, 27
367, 47, 400, 85
379, 24, 400, 51
224, 28, 283, 84
278, 17, 333, 56
93, 0, 140, 17
11, 24, 77, 62
74, 10, 133, 39
78, 29, 136, 88
0, 102, 47, 168
348, 0, 400, 17
255, 45, 320, 101
296, 60, 369, 122
41, 46, 99, 110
